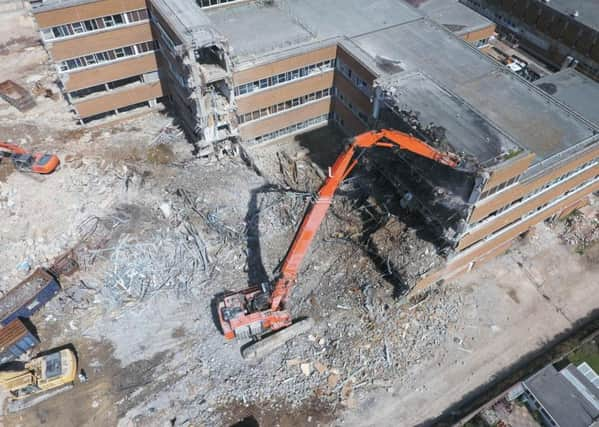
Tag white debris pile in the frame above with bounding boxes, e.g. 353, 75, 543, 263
98, 224, 210, 304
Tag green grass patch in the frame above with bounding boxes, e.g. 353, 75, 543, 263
503, 149, 523, 161
568, 339, 599, 372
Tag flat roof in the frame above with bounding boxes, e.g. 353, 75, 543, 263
378, 72, 521, 165
406, 0, 494, 35
206, 2, 316, 59
524, 365, 599, 427
31, 0, 97, 12
350, 19, 598, 162
535, 68, 599, 127
543, 0, 599, 34
205, 0, 421, 62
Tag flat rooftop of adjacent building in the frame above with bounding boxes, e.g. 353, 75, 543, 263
542, 0, 599, 34
524, 364, 599, 427
535, 68, 599, 127
405, 0, 494, 36
31, 0, 97, 11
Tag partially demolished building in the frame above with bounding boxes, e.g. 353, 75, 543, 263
30, 0, 599, 291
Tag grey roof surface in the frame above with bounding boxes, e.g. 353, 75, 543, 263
406, 0, 494, 35
351, 19, 598, 162
544, 0, 599, 33
276, 0, 421, 39
206, 2, 316, 59
563, 364, 599, 410
535, 68, 599, 127
205, 0, 421, 61
524, 365, 599, 427
379, 72, 520, 164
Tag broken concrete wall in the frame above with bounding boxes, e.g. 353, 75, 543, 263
149, 0, 239, 155
368, 72, 526, 247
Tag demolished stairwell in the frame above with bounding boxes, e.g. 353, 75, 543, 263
150, 0, 239, 156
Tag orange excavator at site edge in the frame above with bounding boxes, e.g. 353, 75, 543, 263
217, 129, 461, 360
0, 142, 60, 174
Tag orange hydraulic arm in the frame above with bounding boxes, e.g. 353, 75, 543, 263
269, 129, 459, 311
0, 142, 27, 155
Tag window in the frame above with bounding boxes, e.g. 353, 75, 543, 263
84, 20, 98, 31
59, 40, 157, 72
237, 87, 333, 124
40, 10, 148, 41
250, 114, 329, 144
103, 16, 115, 27
72, 22, 85, 34
234, 59, 335, 96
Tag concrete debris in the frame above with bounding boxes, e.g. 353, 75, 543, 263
369, 216, 443, 291
555, 208, 599, 253
300, 363, 313, 377
314, 361, 327, 374
100, 225, 209, 304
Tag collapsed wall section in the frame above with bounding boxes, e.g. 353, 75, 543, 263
149, 0, 238, 154
371, 72, 525, 248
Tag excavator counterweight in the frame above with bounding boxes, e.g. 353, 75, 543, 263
217, 129, 461, 359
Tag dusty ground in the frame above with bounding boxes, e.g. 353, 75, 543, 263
1, 7, 598, 427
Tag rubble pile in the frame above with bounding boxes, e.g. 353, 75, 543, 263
369, 216, 444, 290
100, 226, 210, 305
557, 208, 599, 253
394, 109, 454, 153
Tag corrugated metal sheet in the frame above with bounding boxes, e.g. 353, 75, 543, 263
0, 268, 61, 326
0, 318, 39, 364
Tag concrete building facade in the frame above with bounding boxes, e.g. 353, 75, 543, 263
29, 0, 599, 293
33, 0, 165, 123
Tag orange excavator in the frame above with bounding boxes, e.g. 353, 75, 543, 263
218, 129, 461, 359
0, 142, 60, 174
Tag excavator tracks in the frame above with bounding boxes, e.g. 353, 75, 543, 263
241, 318, 314, 362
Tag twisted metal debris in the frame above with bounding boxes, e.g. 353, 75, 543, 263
103, 225, 210, 303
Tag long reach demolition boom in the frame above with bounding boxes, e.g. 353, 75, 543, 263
218, 129, 460, 359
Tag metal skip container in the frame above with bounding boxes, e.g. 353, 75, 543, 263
0, 268, 61, 326
0, 317, 40, 364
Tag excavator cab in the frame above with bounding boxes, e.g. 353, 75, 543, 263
11, 153, 35, 171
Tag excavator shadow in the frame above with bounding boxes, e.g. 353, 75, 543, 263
35, 342, 78, 360
211, 292, 226, 335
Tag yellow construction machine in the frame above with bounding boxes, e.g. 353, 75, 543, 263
0, 348, 77, 412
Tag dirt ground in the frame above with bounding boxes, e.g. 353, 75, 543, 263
1, 7, 599, 427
